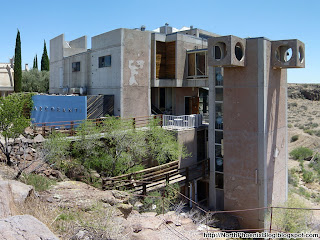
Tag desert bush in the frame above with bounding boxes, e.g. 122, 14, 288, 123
302, 170, 315, 183
271, 194, 313, 233
290, 147, 313, 161
290, 135, 299, 142
21, 173, 56, 191
303, 129, 314, 135
300, 105, 308, 111
288, 169, 299, 187
311, 122, 318, 128
44, 117, 188, 178
288, 123, 293, 128
142, 183, 180, 214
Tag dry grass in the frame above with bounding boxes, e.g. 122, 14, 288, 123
17, 195, 124, 239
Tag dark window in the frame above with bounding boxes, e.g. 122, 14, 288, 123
99, 55, 111, 68
72, 62, 80, 72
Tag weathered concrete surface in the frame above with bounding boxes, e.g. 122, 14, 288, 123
0, 215, 59, 240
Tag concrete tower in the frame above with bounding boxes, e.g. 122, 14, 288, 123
208, 36, 305, 228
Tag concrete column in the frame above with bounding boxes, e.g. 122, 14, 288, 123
208, 65, 216, 210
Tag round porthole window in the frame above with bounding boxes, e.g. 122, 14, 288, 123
213, 42, 227, 61
234, 42, 244, 61
276, 45, 292, 63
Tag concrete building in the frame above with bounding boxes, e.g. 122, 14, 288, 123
49, 25, 305, 229
0, 61, 14, 96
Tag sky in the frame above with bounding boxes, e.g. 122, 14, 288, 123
0, 0, 319, 83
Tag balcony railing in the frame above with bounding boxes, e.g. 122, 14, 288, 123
162, 114, 203, 130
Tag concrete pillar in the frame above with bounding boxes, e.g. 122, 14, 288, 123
207, 35, 305, 229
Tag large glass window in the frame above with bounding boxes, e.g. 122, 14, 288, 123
215, 131, 223, 144
72, 62, 80, 72
99, 55, 111, 68
187, 51, 207, 77
215, 88, 223, 102
215, 103, 223, 129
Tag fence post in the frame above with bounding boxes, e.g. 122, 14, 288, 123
160, 114, 163, 127
142, 183, 147, 196
42, 123, 46, 136
269, 206, 273, 237
70, 121, 74, 136
166, 173, 169, 183
133, 117, 136, 129
185, 167, 189, 186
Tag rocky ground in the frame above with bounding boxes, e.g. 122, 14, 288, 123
0, 162, 226, 240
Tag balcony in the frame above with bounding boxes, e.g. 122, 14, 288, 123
162, 114, 203, 130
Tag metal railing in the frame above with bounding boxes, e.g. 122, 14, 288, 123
162, 114, 203, 129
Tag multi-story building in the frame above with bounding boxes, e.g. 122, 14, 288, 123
50, 25, 305, 229
0, 60, 14, 96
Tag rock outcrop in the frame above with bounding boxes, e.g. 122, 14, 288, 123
0, 215, 59, 240
0, 180, 34, 219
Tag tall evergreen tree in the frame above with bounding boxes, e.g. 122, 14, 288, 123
33, 54, 38, 70
14, 30, 22, 92
41, 41, 49, 71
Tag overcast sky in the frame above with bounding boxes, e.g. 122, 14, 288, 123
0, 0, 318, 83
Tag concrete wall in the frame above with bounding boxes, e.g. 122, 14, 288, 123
90, 29, 123, 116
177, 128, 197, 169
221, 38, 287, 229
121, 29, 151, 118
174, 87, 198, 115
63, 52, 90, 89
50, 34, 88, 94
50, 35, 65, 93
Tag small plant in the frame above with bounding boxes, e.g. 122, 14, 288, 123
302, 170, 315, 183
21, 173, 56, 191
271, 194, 313, 233
300, 105, 308, 111
288, 123, 293, 128
290, 147, 313, 161
288, 169, 299, 187
311, 122, 318, 128
290, 135, 299, 142
303, 129, 314, 135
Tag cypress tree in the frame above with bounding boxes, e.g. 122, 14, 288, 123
41, 41, 49, 71
33, 54, 38, 70
14, 30, 22, 92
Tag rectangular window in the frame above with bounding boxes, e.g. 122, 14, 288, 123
72, 62, 80, 72
99, 55, 111, 68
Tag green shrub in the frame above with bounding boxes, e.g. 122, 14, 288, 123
288, 170, 299, 187
290, 135, 299, 142
311, 122, 318, 128
142, 183, 180, 214
288, 124, 293, 128
303, 129, 314, 135
22, 173, 56, 191
302, 170, 315, 183
290, 147, 313, 160
271, 194, 312, 233
314, 130, 320, 137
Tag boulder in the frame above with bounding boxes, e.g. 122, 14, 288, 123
0, 180, 34, 219
34, 134, 45, 143
117, 203, 133, 219
0, 215, 59, 240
